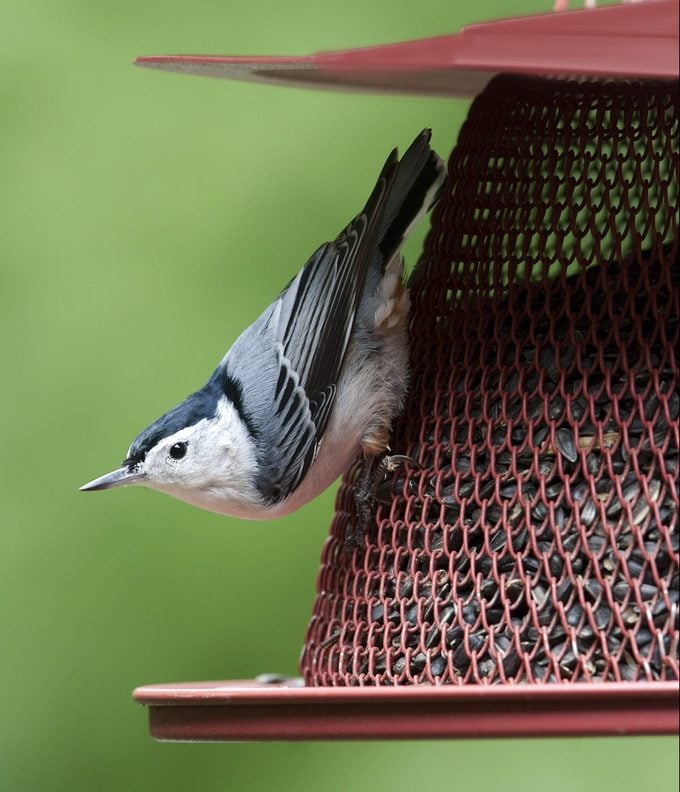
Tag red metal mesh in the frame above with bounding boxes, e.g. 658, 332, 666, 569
301, 75, 679, 686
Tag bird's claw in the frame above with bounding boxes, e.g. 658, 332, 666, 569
381, 454, 420, 473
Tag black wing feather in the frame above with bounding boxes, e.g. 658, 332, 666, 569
249, 156, 397, 500
219, 132, 443, 504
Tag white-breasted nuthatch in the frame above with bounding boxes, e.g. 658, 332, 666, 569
81, 130, 445, 527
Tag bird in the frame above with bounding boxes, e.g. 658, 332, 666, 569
81, 130, 445, 535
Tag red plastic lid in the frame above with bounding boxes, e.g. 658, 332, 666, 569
135, 0, 679, 97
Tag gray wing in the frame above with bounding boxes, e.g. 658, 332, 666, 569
219, 152, 399, 503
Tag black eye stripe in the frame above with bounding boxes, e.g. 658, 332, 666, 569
169, 442, 188, 460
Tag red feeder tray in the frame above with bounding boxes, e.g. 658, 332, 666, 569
133, 1, 680, 741
134, 680, 679, 741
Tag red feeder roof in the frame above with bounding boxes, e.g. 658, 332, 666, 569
135, 0, 679, 97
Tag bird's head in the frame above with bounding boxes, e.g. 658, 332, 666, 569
80, 383, 259, 513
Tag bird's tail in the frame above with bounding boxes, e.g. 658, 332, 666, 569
378, 129, 446, 263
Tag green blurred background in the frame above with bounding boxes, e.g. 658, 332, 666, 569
1, 0, 677, 789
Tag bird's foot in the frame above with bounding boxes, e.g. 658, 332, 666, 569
346, 453, 420, 549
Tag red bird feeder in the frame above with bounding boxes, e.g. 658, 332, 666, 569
133, 0, 679, 740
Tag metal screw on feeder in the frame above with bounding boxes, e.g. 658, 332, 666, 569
133, 0, 679, 741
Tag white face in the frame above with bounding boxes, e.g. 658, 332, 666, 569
135, 400, 262, 515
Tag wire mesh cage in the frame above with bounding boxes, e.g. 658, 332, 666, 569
300, 74, 679, 688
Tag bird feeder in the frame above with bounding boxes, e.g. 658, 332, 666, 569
133, 0, 679, 740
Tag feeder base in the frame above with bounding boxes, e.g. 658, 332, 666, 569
133, 680, 678, 742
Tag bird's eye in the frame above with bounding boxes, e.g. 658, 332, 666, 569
169, 442, 188, 460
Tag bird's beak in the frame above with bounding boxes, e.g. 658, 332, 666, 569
79, 466, 145, 492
